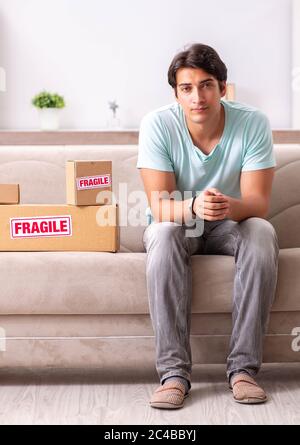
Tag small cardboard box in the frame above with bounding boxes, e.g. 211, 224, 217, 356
66, 160, 112, 206
0, 184, 20, 204
0, 204, 119, 252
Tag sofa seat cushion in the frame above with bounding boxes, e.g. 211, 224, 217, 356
0, 248, 299, 314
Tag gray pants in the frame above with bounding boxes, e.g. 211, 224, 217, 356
142, 217, 279, 387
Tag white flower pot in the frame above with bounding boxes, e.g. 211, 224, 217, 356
38, 108, 61, 131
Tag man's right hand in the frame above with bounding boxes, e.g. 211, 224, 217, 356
193, 188, 230, 221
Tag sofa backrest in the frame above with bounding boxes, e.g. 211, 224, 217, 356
0, 144, 299, 251
268, 145, 300, 249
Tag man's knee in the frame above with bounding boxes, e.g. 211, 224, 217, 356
143, 222, 185, 249
237, 217, 279, 259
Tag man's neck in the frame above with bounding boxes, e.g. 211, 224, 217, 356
186, 103, 225, 149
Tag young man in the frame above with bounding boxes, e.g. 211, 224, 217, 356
136, 43, 279, 409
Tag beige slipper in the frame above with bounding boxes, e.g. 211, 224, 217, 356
150, 380, 188, 409
230, 373, 267, 404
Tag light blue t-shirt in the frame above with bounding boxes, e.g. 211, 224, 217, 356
136, 100, 276, 224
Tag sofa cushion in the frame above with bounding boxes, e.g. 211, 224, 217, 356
0, 249, 299, 314
268, 144, 300, 248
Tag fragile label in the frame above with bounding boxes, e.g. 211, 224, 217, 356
10, 215, 72, 239
76, 174, 111, 190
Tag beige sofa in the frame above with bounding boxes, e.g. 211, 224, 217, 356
0, 144, 300, 370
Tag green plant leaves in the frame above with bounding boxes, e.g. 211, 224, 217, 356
32, 91, 65, 109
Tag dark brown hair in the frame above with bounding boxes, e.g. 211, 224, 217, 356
168, 43, 227, 96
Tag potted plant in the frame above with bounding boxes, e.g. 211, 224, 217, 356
32, 91, 65, 131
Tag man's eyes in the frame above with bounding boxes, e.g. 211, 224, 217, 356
181, 83, 213, 92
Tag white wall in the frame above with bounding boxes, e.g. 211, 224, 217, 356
0, 0, 292, 129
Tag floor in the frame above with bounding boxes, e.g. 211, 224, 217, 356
0, 363, 300, 425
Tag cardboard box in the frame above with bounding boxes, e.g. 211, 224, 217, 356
66, 160, 112, 206
0, 184, 20, 204
0, 204, 119, 252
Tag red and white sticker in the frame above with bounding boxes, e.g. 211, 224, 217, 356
10, 215, 72, 239
76, 174, 111, 190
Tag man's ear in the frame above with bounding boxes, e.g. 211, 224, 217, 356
220, 81, 227, 98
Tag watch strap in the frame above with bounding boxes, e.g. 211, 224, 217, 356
191, 195, 197, 216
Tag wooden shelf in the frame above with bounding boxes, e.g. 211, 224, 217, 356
0, 129, 299, 145
0, 130, 139, 145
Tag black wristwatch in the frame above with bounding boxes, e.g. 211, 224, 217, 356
188, 195, 197, 217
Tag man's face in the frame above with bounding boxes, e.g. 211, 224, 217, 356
175, 67, 226, 125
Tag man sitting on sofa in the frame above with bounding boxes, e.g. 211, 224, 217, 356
136, 43, 279, 409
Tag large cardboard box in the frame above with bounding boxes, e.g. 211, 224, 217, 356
0, 184, 20, 204
0, 204, 119, 252
66, 160, 112, 205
